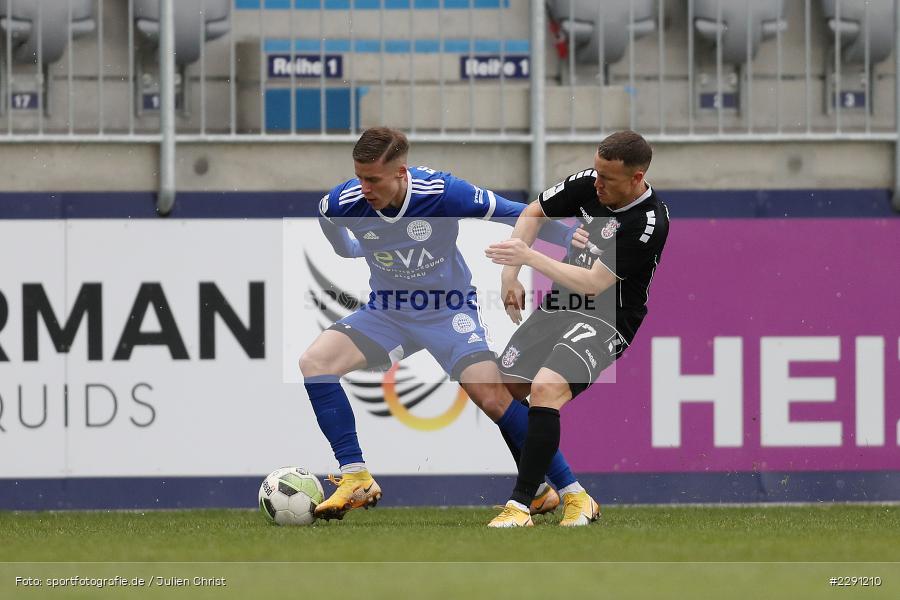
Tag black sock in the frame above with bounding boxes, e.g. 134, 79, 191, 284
510, 406, 560, 506
500, 399, 530, 465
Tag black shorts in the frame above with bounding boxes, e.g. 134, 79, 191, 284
497, 308, 629, 398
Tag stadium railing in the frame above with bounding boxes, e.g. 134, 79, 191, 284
0, 0, 898, 210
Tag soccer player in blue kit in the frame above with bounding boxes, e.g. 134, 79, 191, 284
300, 128, 600, 525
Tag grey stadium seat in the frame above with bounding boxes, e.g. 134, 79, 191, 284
821, 0, 895, 64
134, 0, 230, 65
0, 0, 94, 64
693, 0, 787, 64
547, 0, 656, 65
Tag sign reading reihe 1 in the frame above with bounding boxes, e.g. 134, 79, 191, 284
459, 55, 529, 79
268, 54, 343, 79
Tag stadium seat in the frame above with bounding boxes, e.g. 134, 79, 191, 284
265, 87, 366, 132
821, 0, 894, 65
693, 0, 787, 64
0, 0, 94, 64
133, 0, 230, 65
546, 0, 656, 66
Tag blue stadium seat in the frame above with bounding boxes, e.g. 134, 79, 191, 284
264, 87, 366, 131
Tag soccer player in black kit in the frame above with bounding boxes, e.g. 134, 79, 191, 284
484, 131, 669, 527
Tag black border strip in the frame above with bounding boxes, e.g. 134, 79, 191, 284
0, 189, 894, 219
2, 472, 899, 510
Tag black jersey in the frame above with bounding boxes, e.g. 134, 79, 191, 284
537, 169, 669, 343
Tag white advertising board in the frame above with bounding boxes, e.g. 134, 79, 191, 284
0, 219, 530, 478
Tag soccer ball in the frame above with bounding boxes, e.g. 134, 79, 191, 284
258, 467, 324, 526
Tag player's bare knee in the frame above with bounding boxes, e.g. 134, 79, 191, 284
480, 394, 509, 421
529, 380, 568, 408
462, 383, 508, 421
528, 381, 551, 404
297, 351, 316, 376
299, 349, 329, 377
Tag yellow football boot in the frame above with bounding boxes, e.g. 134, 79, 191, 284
529, 485, 560, 516
559, 491, 600, 527
313, 470, 382, 520
488, 501, 534, 528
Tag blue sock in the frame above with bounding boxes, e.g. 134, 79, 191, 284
496, 399, 577, 490
304, 375, 364, 467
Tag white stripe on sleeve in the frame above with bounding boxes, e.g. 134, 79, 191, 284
483, 190, 497, 220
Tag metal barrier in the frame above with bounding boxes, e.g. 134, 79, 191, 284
3, 0, 893, 140
0, 0, 898, 211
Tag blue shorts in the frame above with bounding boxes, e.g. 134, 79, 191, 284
328, 296, 493, 380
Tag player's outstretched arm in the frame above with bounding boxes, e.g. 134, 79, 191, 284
486, 238, 617, 297
488, 193, 578, 249
317, 215, 362, 258
493, 200, 546, 323
498, 199, 546, 262
496, 200, 547, 297
444, 176, 581, 249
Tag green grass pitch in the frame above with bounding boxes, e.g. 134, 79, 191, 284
2, 505, 899, 599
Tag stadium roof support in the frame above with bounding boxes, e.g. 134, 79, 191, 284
530, 0, 545, 201
157, 0, 175, 216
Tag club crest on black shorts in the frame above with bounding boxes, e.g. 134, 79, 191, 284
501, 345, 521, 368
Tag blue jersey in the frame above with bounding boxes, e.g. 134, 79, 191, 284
319, 166, 564, 308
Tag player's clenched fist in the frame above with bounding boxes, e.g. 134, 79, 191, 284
570, 225, 591, 250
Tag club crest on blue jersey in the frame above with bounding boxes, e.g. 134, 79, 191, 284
407, 219, 432, 242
